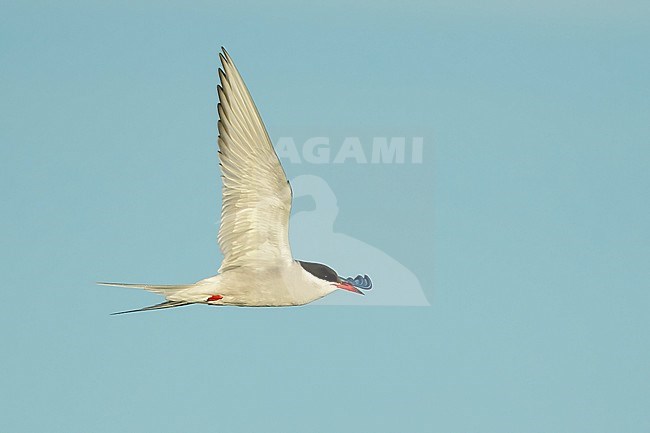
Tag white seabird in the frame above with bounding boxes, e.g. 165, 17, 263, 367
100, 48, 372, 314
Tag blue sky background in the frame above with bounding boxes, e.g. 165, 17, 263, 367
1, 1, 649, 432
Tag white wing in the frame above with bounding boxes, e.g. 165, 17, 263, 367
216, 48, 293, 273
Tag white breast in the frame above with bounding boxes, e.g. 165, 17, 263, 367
174, 261, 336, 307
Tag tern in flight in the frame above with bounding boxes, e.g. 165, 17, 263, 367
100, 48, 372, 314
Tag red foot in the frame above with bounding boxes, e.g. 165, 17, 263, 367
207, 294, 223, 302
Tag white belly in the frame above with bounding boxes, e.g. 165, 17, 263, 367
172, 261, 336, 307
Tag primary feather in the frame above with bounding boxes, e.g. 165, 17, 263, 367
216, 49, 293, 273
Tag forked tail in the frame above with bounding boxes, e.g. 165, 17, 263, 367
109, 300, 190, 315
97, 282, 193, 315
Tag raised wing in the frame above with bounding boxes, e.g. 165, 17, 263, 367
216, 48, 293, 272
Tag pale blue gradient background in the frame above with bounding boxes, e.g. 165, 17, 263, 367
1, 1, 649, 432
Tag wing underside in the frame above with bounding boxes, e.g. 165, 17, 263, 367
216, 48, 293, 272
